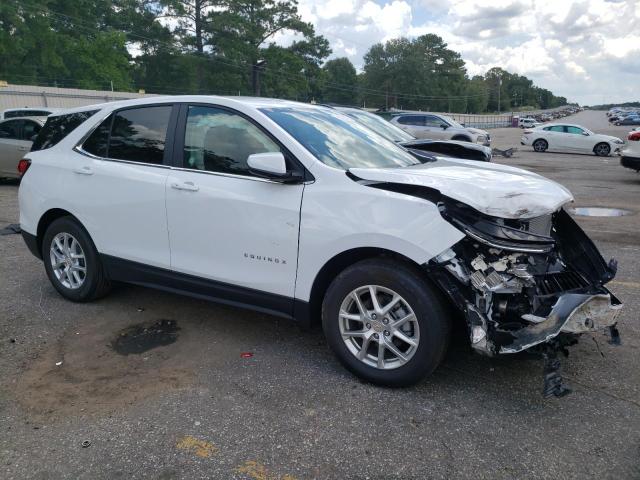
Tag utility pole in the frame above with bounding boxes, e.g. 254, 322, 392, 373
497, 76, 502, 114
252, 59, 267, 96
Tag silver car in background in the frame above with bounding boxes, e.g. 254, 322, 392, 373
389, 112, 491, 146
0, 117, 45, 179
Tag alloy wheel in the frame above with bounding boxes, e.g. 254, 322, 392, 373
49, 232, 87, 289
338, 285, 420, 370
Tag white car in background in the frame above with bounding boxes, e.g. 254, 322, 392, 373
389, 113, 491, 146
521, 123, 624, 156
518, 117, 539, 128
1, 107, 60, 120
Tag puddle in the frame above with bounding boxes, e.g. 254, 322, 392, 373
111, 319, 180, 355
569, 207, 633, 217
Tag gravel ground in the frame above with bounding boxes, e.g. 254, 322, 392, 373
0, 109, 638, 480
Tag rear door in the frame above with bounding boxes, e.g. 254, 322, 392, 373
165, 104, 304, 308
0, 119, 32, 177
394, 115, 426, 138
74, 104, 177, 268
544, 126, 566, 151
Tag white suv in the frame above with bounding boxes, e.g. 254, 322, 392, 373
19, 96, 622, 392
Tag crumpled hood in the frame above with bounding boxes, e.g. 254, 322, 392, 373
350, 158, 574, 219
467, 127, 488, 136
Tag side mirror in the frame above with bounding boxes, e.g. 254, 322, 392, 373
440, 123, 449, 130
247, 152, 302, 183
30, 134, 38, 141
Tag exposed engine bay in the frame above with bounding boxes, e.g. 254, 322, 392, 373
426, 200, 623, 396
353, 171, 624, 397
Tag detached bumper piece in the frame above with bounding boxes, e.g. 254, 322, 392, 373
430, 207, 624, 398
499, 291, 622, 354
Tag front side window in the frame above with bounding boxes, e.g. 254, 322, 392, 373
108, 106, 172, 164
261, 107, 420, 170
32, 110, 97, 151
183, 106, 280, 176
549, 126, 565, 133
425, 115, 445, 128
22, 120, 41, 140
566, 126, 584, 135
0, 120, 22, 140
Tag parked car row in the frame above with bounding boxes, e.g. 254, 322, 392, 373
607, 107, 640, 125
15, 95, 622, 394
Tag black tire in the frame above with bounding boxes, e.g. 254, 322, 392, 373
594, 142, 611, 157
451, 135, 471, 142
42, 217, 111, 302
322, 258, 450, 387
533, 139, 548, 152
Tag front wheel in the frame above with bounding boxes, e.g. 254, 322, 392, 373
594, 142, 611, 157
322, 258, 450, 387
42, 217, 111, 302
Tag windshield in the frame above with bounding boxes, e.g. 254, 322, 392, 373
440, 114, 464, 129
342, 109, 414, 143
261, 107, 420, 170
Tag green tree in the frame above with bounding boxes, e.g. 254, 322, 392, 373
321, 57, 358, 105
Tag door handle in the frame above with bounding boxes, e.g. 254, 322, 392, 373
170, 181, 199, 192
73, 166, 94, 175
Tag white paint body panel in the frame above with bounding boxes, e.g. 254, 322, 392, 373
350, 158, 574, 219
19, 95, 578, 309
165, 170, 303, 297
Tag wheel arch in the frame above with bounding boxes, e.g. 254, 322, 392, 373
451, 134, 472, 142
301, 247, 428, 329
36, 208, 82, 256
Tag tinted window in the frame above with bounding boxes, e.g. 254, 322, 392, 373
0, 120, 22, 140
566, 126, 584, 135
82, 114, 112, 157
184, 106, 280, 176
22, 120, 41, 140
548, 126, 565, 133
108, 106, 172, 164
425, 115, 445, 127
397, 115, 425, 126
31, 110, 97, 151
262, 107, 420, 170
4, 110, 51, 119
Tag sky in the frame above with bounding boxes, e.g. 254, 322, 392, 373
279, 0, 640, 105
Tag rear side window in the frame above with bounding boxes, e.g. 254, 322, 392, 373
397, 115, 425, 126
31, 110, 98, 151
108, 106, 172, 164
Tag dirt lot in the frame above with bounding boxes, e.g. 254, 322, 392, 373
1, 109, 639, 479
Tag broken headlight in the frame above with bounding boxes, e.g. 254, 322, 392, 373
439, 199, 555, 253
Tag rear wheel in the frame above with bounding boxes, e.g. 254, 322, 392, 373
533, 139, 548, 152
322, 258, 450, 387
42, 217, 111, 302
594, 143, 611, 157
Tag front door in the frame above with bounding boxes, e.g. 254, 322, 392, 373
165, 104, 304, 306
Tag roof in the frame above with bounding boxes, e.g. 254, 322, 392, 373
47, 95, 318, 117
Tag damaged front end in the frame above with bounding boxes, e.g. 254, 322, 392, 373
427, 200, 623, 395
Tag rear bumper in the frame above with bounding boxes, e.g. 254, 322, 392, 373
22, 230, 41, 260
621, 155, 640, 171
